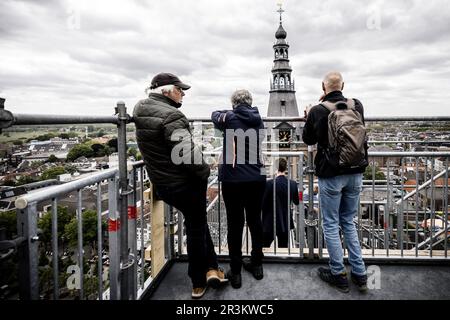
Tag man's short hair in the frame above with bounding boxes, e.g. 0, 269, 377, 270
323, 71, 344, 92
231, 89, 252, 108
146, 84, 175, 95
278, 158, 287, 172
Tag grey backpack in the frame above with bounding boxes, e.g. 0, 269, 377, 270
321, 99, 368, 169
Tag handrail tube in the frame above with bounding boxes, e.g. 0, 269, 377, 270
15, 168, 118, 209
6, 113, 119, 125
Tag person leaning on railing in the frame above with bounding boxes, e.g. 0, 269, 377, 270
302, 71, 368, 293
211, 89, 266, 289
133, 73, 227, 299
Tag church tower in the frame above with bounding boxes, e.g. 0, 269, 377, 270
267, 4, 299, 118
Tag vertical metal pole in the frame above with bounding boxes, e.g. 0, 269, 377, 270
430, 158, 435, 257
116, 101, 131, 300
108, 175, 120, 300
218, 181, 222, 254
307, 145, 315, 259
17, 203, 39, 300
424, 157, 428, 253
298, 154, 305, 258
178, 208, 184, 255
273, 159, 277, 254
400, 158, 405, 256
318, 186, 323, 259
96, 183, 103, 300
444, 158, 449, 258
371, 160, 375, 256
127, 168, 137, 299
77, 189, 84, 300
51, 198, 59, 299
168, 205, 175, 260
287, 157, 291, 254
415, 157, 419, 257
139, 168, 145, 288
164, 204, 171, 260
385, 159, 390, 256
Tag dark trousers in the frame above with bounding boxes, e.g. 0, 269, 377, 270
156, 180, 218, 287
222, 181, 265, 274
263, 231, 289, 248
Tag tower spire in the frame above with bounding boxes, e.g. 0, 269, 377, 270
277, 2, 284, 24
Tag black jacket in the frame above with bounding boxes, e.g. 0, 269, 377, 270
133, 93, 210, 187
211, 104, 266, 183
262, 175, 299, 234
302, 91, 366, 178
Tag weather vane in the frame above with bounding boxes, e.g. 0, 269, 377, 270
276, 1, 285, 24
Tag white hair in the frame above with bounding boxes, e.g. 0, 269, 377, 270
145, 84, 175, 95
323, 71, 344, 92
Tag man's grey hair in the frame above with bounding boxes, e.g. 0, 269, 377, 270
145, 84, 175, 95
231, 89, 253, 108
323, 71, 344, 92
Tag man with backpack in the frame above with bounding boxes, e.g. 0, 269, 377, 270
302, 71, 368, 293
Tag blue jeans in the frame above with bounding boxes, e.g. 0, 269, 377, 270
318, 173, 366, 276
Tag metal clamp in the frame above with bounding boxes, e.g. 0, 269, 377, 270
120, 254, 135, 271
119, 187, 134, 197
304, 219, 318, 227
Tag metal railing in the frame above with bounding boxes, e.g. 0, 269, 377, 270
1, 97, 450, 300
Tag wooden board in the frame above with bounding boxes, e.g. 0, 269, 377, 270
151, 190, 165, 277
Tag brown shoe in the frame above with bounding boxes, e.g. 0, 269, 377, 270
191, 286, 207, 299
206, 267, 228, 288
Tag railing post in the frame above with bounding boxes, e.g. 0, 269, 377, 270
107, 175, 120, 300
116, 101, 132, 300
306, 145, 316, 259
127, 168, 138, 299
17, 203, 39, 300
297, 154, 305, 258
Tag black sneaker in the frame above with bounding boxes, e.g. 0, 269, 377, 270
317, 267, 349, 293
242, 257, 264, 280
226, 270, 242, 289
351, 272, 368, 293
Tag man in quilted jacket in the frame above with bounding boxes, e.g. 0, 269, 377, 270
133, 73, 227, 299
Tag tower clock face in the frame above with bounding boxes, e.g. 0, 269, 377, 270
279, 130, 291, 148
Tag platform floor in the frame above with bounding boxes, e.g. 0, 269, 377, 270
149, 262, 450, 300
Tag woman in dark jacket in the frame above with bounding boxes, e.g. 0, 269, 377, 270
211, 89, 266, 289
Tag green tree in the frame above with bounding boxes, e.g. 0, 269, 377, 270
15, 175, 37, 186
127, 147, 138, 159
364, 165, 386, 180
64, 164, 77, 175
41, 166, 66, 180
37, 206, 73, 249
91, 144, 111, 157
107, 138, 118, 152
59, 132, 78, 139
63, 210, 106, 253
0, 210, 17, 238
47, 154, 59, 163
12, 140, 23, 146
67, 144, 94, 161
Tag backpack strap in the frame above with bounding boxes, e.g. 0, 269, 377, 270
346, 98, 355, 110
321, 99, 355, 112
320, 101, 337, 112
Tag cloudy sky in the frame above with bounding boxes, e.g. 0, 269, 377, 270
1, 0, 450, 118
